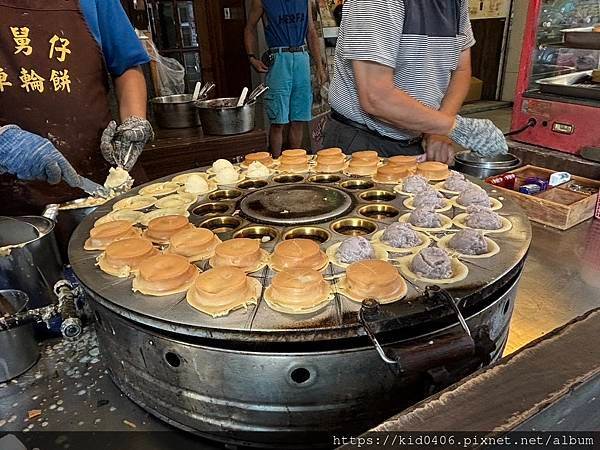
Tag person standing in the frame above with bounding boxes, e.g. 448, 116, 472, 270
0, 0, 153, 215
324, 0, 507, 161
244, 0, 327, 156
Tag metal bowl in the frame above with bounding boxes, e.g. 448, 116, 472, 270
195, 98, 256, 135
0, 290, 39, 382
454, 152, 521, 179
151, 94, 201, 129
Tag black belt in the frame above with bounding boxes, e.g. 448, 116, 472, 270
331, 110, 422, 147
269, 45, 308, 54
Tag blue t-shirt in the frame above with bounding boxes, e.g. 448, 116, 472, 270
262, 0, 309, 48
79, 0, 150, 76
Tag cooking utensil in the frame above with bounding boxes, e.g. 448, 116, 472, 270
79, 176, 109, 198
192, 82, 202, 101
43, 200, 101, 262
196, 97, 256, 135
236, 87, 249, 107
197, 82, 215, 101
0, 290, 39, 382
453, 151, 521, 179
151, 94, 202, 129
247, 84, 269, 104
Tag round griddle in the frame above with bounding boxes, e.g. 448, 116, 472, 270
69, 169, 532, 343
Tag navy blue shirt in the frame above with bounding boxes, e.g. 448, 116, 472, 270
262, 0, 309, 48
80, 0, 150, 76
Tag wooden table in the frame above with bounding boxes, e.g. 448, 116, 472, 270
137, 128, 267, 181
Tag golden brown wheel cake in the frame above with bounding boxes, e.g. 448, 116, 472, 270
317, 147, 343, 157
211, 238, 266, 272
316, 153, 346, 173
373, 164, 412, 183
347, 157, 379, 176
593, 25, 600, 32
84, 220, 140, 251
416, 161, 450, 180
98, 237, 159, 277
244, 151, 275, 168
270, 238, 328, 272
187, 267, 261, 317
133, 253, 199, 296
282, 149, 307, 157
279, 155, 309, 172
265, 268, 331, 314
143, 215, 193, 245
344, 259, 407, 303
387, 155, 418, 171
167, 227, 221, 262
351, 150, 379, 160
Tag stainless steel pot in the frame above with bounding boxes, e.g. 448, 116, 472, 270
196, 98, 256, 135
0, 290, 40, 381
0, 216, 63, 309
151, 94, 202, 129
454, 151, 521, 179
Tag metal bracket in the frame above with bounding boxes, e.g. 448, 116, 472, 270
358, 287, 477, 371
424, 285, 471, 337
357, 298, 397, 365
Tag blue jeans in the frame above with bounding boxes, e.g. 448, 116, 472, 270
265, 51, 312, 124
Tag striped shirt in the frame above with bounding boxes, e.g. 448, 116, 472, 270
329, 0, 475, 141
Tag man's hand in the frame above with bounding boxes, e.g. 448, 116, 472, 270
250, 56, 268, 73
422, 134, 456, 164
0, 125, 82, 187
316, 65, 328, 86
449, 116, 508, 157
101, 117, 154, 171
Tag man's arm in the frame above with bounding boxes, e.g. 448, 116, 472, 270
424, 49, 472, 163
307, 0, 326, 84
353, 60, 455, 136
440, 49, 472, 116
114, 66, 147, 121
102, 66, 153, 171
244, 0, 268, 73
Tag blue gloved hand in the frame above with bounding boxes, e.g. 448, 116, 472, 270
449, 116, 508, 157
0, 125, 82, 187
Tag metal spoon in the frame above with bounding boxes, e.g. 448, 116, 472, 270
246, 84, 269, 104
236, 87, 249, 107
192, 81, 202, 101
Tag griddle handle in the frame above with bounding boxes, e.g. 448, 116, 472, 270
386, 332, 475, 373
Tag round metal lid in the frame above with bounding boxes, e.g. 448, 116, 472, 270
454, 151, 520, 167
238, 184, 354, 225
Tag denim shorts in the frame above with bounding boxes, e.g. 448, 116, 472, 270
265, 51, 313, 124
